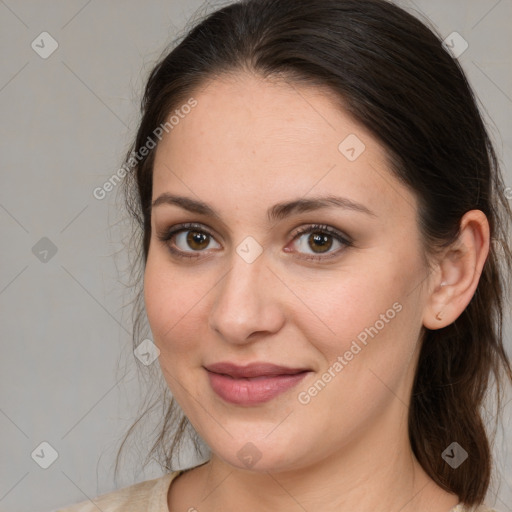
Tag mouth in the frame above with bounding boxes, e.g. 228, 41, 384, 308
204, 362, 312, 406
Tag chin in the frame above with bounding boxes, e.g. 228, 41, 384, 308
205, 432, 311, 473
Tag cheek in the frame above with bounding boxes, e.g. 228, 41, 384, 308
143, 253, 213, 358
291, 272, 422, 441
294, 268, 403, 341
143, 257, 207, 403
292, 255, 424, 379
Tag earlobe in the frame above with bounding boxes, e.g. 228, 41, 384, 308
422, 210, 490, 330
433, 282, 448, 322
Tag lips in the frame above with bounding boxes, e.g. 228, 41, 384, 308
204, 361, 311, 406
204, 361, 310, 379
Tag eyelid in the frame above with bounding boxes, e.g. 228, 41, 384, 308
156, 222, 219, 258
289, 223, 351, 243
287, 224, 352, 260
156, 222, 214, 240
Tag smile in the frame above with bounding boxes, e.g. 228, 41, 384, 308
206, 371, 310, 405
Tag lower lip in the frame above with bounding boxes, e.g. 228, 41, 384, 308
206, 370, 310, 406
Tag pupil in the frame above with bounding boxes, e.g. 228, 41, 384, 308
309, 232, 332, 253
187, 231, 209, 250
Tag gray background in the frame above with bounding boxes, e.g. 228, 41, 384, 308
0, 1, 511, 511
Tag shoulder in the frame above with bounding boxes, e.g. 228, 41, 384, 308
54, 471, 181, 512
452, 505, 500, 512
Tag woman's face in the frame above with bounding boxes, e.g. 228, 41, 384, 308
144, 73, 432, 472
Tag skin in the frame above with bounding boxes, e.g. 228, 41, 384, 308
142, 71, 490, 512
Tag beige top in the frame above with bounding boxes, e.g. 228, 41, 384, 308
55, 470, 498, 512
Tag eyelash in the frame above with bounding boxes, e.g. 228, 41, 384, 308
156, 222, 353, 261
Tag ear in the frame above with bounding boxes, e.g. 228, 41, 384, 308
423, 210, 490, 330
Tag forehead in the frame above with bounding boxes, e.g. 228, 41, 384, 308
160, 73, 374, 155
151, 72, 415, 222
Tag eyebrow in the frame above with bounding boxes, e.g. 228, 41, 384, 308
151, 193, 376, 222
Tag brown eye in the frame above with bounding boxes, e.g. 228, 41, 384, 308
157, 223, 222, 258
186, 230, 210, 250
307, 232, 334, 253
173, 229, 220, 253
290, 224, 351, 260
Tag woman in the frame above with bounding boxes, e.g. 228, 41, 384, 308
58, 0, 512, 510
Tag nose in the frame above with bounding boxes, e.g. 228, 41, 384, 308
208, 251, 285, 345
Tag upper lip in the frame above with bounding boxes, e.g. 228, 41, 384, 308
205, 362, 310, 379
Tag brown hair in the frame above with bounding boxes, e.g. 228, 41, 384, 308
116, 0, 512, 505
